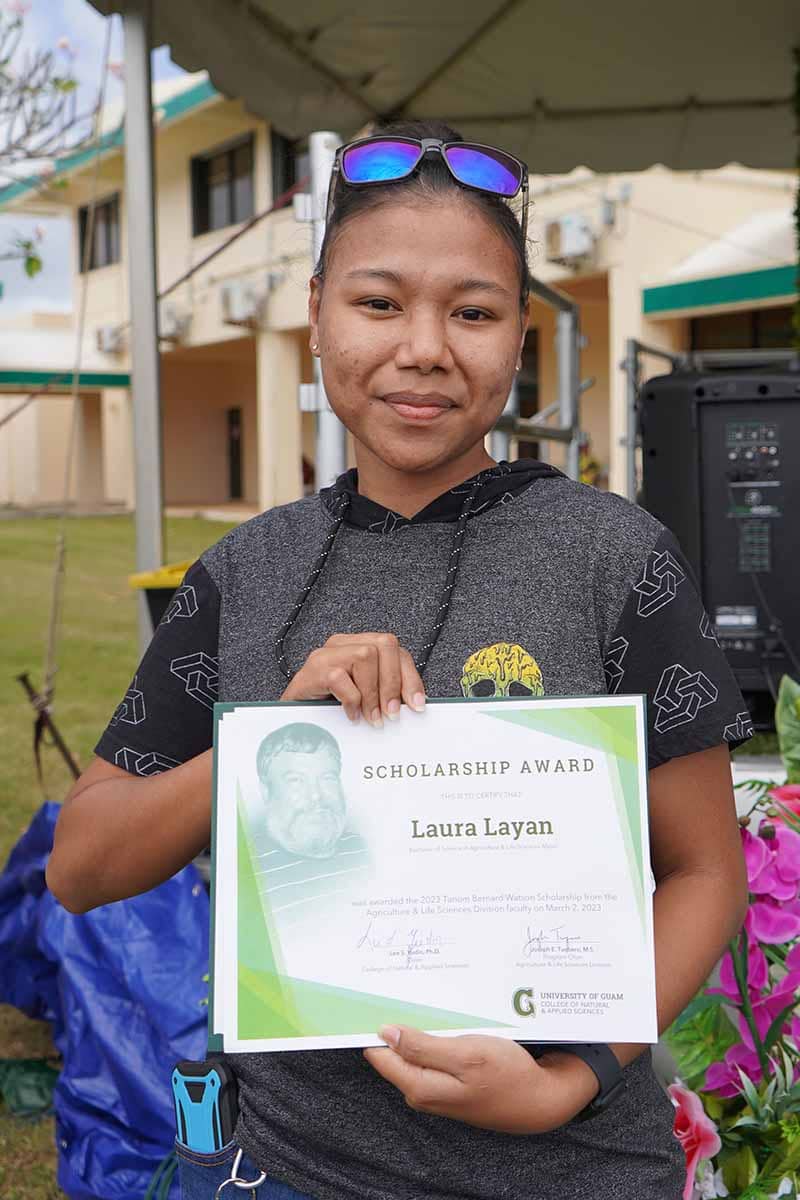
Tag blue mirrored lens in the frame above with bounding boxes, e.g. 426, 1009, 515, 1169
445, 146, 521, 197
342, 140, 421, 183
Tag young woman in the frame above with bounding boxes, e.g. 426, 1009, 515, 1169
48, 120, 752, 1200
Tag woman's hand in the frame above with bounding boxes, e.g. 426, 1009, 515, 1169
281, 633, 426, 726
363, 1025, 601, 1134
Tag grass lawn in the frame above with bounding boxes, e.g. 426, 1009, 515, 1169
0, 514, 235, 1200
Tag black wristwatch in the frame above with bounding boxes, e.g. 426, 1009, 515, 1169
523, 1042, 625, 1121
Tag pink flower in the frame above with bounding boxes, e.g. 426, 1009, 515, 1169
742, 824, 800, 901
709, 941, 768, 1002
770, 785, 800, 824
668, 1083, 722, 1200
705, 1044, 762, 1098
737, 971, 800, 1049
746, 898, 800, 944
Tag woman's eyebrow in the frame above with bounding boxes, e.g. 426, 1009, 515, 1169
344, 268, 403, 285
344, 268, 511, 298
456, 277, 512, 297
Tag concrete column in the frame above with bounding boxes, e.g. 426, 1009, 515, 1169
101, 387, 135, 507
607, 265, 643, 498
256, 329, 303, 511
72, 394, 104, 505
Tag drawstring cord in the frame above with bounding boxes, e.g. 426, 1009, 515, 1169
275, 491, 351, 682
274, 477, 483, 685
413, 476, 482, 676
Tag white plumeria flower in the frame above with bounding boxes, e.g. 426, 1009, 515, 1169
712, 1169, 729, 1198
770, 1179, 793, 1199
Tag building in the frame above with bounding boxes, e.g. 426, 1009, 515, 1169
0, 72, 796, 509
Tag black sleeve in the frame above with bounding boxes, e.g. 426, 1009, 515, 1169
95, 559, 220, 776
602, 528, 754, 769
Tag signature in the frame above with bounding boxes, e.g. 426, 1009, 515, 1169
522, 924, 597, 957
356, 919, 454, 954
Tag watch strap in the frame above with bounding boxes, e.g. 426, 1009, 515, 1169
523, 1042, 625, 1120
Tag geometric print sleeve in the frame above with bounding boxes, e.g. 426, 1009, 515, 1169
603, 527, 754, 770
94, 559, 220, 777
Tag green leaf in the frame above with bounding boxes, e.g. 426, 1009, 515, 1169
722, 1145, 760, 1191
24, 253, 42, 277
776, 675, 800, 784
671, 992, 725, 1028
764, 1002, 799, 1053
738, 1068, 763, 1112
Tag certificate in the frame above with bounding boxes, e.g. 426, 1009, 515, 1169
209, 695, 657, 1053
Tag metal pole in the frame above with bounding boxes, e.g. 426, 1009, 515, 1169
557, 308, 581, 480
123, 0, 164, 651
489, 378, 519, 461
309, 130, 347, 488
623, 338, 639, 503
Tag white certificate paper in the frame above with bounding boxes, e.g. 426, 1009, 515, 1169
210, 696, 657, 1053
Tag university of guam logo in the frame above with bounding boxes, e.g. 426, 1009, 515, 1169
513, 987, 536, 1018
460, 643, 544, 699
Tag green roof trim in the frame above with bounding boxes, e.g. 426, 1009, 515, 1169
0, 77, 219, 209
643, 264, 798, 316
0, 369, 130, 388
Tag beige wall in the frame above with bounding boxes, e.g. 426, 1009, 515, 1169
161, 340, 258, 506
45, 94, 313, 366
529, 166, 794, 493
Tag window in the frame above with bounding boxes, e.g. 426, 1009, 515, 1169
270, 130, 309, 205
78, 193, 120, 272
192, 134, 255, 236
690, 305, 794, 352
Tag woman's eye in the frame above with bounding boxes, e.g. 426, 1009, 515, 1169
360, 298, 396, 312
457, 307, 490, 322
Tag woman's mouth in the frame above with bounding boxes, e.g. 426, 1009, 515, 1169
382, 393, 455, 423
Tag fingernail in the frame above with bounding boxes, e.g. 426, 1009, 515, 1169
379, 1024, 401, 1048
387, 699, 401, 720
350, 709, 361, 723
370, 708, 383, 728
412, 692, 426, 712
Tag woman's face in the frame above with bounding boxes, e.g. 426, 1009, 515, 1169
309, 197, 528, 476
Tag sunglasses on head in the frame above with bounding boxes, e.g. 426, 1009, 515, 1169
326, 135, 529, 243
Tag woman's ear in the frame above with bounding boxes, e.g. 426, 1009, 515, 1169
308, 275, 322, 354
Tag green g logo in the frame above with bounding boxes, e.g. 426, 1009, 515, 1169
513, 987, 536, 1017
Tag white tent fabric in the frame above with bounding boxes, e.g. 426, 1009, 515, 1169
666, 208, 795, 279
86, 0, 799, 171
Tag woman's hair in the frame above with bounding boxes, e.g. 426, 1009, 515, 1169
315, 118, 530, 308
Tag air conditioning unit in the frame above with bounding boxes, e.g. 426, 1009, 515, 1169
96, 324, 126, 355
158, 301, 191, 343
220, 279, 268, 327
544, 214, 595, 266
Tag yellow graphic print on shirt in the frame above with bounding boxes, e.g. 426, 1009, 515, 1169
460, 642, 544, 699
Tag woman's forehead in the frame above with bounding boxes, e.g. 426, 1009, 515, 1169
326, 199, 518, 287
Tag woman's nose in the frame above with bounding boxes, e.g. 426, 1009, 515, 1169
395, 312, 451, 374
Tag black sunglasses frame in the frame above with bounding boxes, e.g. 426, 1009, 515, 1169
324, 135, 529, 246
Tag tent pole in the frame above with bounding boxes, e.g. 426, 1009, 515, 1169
309, 131, 347, 488
122, 0, 164, 651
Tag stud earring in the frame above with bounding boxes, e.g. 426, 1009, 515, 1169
311, 343, 319, 353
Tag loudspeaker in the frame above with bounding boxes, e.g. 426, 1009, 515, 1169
640, 368, 800, 702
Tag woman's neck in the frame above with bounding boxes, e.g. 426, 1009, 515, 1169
353, 444, 496, 518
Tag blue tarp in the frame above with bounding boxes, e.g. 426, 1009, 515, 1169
0, 802, 209, 1199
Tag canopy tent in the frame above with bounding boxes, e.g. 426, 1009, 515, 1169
87, 0, 799, 171
80, 0, 799, 648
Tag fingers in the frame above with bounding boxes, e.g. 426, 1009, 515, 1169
399, 649, 426, 713
374, 634, 403, 721
363, 1044, 462, 1114
350, 643, 382, 726
378, 1025, 479, 1077
324, 665, 363, 724
324, 634, 426, 722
